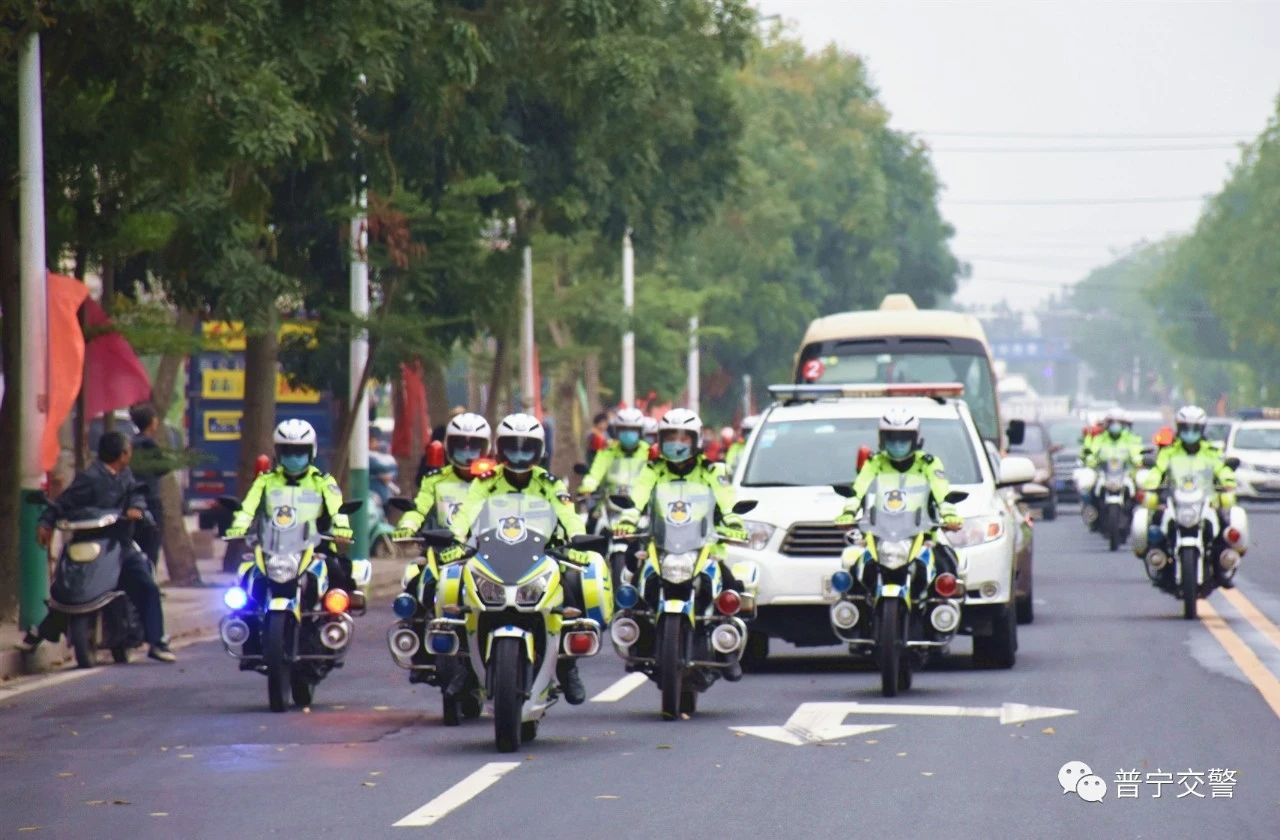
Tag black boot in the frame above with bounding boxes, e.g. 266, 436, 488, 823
723, 658, 743, 682
556, 658, 586, 705
442, 694, 460, 727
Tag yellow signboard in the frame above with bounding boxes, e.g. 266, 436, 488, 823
200, 370, 321, 404
202, 321, 318, 352
203, 411, 244, 441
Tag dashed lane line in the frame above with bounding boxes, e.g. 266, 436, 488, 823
589, 672, 648, 703
393, 761, 521, 828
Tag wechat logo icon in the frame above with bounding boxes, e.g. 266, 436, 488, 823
1059, 760, 1108, 803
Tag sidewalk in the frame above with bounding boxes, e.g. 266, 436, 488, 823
0, 550, 405, 683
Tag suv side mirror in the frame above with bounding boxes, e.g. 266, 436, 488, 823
997, 456, 1036, 487
1006, 419, 1026, 448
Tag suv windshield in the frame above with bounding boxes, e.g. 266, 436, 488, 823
1008, 424, 1047, 454
742, 415, 982, 488
1233, 427, 1280, 450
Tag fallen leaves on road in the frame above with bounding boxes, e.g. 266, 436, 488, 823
101, 714, 112, 720
361, 782, 376, 788
112, 800, 130, 806
369, 771, 383, 777
595, 795, 619, 800
864, 739, 878, 744
17, 826, 40, 832
150, 812, 168, 817
373, 705, 390, 711
656, 744, 672, 750
302, 707, 312, 714
896, 752, 907, 757
84, 800, 106, 806
56, 772, 73, 778
921, 772, 934, 777
1041, 727, 1056, 735
178, 754, 194, 759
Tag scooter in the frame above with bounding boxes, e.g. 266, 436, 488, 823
217, 492, 366, 712
45, 499, 147, 669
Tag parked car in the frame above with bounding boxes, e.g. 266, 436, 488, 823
1205, 416, 1236, 446
726, 384, 1041, 669
1046, 415, 1087, 503
1007, 420, 1058, 520
1225, 420, 1280, 499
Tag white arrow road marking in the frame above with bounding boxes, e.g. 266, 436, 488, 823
590, 672, 648, 703
393, 762, 520, 828
731, 701, 1077, 745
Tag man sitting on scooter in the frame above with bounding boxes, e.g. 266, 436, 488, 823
17, 432, 176, 662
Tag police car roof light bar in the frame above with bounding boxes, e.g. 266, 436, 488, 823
767, 382, 966, 405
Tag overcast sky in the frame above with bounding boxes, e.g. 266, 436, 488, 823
755, 0, 1280, 312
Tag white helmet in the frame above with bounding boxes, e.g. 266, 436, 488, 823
641, 416, 659, 443
878, 407, 920, 463
1175, 405, 1207, 444
444, 412, 491, 470
495, 413, 545, 473
658, 408, 702, 462
274, 418, 318, 476
741, 414, 761, 434
614, 407, 646, 431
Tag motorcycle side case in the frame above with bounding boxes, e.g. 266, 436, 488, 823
1130, 506, 1150, 557
1227, 506, 1249, 555
579, 553, 614, 628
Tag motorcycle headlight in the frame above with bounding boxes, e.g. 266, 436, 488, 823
472, 573, 507, 607
1176, 505, 1202, 528
515, 569, 554, 606
661, 551, 698, 583
266, 553, 301, 583
741, 520, 776, 551
876, 539, 913, 570
1105, 476, 1126, 491
947, 516, 1005, 549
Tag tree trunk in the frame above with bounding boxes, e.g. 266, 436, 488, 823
484, 332, 508, 428
584, 352, 602, 418
238, 313, 279, 494
549, 362, 578, 480
99, 259, 116, 432
0, 191, 21, 621
152, 308, 201, 586
422, 356, 449, 433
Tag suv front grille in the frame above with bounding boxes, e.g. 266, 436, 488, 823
780, 522, 848, 557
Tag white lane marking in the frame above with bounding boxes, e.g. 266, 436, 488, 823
393, 762, 520, 828
0, 667, 96, 701
732, 701, 1078, 745
589, 672, 648, 703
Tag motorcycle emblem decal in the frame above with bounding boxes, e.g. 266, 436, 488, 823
883, 490, 906, 513
272, 505, 296, 528
666, 499, 692, 524
1180, 476, 1198, 491
443, 500, 464, 524
497, 516, 527, 545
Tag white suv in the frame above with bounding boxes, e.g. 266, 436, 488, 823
727, 387, 1036, 666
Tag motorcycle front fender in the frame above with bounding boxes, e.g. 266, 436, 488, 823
486, 625, 535, 662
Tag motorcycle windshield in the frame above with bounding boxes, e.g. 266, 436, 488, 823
863, 475, 932, 542
1169, 461, 1212, 508
259, 519, 317, 556
605, 457, 647, 499
257, 485, 325, 554
651, 482, 716, 554
471, 494, 558, 582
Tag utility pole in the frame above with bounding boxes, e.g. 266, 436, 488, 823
687, 316, 699, 416
742, 373, 752, 419
520, 244, 535, 413
349, 180, 370, 565
621, 229, 635, 407
18, 30, 49, 630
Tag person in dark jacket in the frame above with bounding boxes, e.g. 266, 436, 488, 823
16, 432, 176, 662
129, 403, 168, 571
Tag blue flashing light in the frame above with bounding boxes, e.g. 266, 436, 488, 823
428, 633, 456, 655
615, 585, 639, 609
830, 569, 853, 594
393, 593, 417, 619
223, 587, 248, 611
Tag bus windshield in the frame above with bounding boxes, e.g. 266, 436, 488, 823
802, 348, 997, 443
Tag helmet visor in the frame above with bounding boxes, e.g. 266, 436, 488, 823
447, 436, 489, 468
276, 444, 312, 458
498, 437, 543, 467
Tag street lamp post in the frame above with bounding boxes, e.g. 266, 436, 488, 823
621, 230, 635, 407
687, 316, 699, 415
349, 183, 370, 565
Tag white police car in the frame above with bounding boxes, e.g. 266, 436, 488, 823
727, 384, 1038, 667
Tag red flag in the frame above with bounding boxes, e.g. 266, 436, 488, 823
41, 273, 90, 471
392, 361, 428, 459
83, 298, 151, 418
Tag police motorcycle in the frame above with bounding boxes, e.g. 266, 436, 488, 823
1077, 441, 1137, 551
828, 480, 968, 697
574, 458, 649, 590
418, 493, 610, 753
608, 487, 757, 721
42, 493, 147, 669
385, 493, 484, 723
1133, 458, 1246, 620
218, 491, 366, 712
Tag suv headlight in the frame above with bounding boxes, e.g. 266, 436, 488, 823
661, 551, 697, 583
947, 516, 1005, 548
876, 539, 912, 570
472, 573, 507, 606
741, 520, 775, 551
515, 569, 553, 606
266, 553, 301, 583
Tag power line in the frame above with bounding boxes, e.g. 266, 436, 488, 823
933, 143, 1240, 154
948, 195, 1208, 206
913, 130, 1255, 140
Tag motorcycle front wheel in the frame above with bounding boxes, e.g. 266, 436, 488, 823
659, 614, 686, 721
68, 613, 95, 669
877, 599, 903, 697
265, 613, 294, 713
1107, 505, 1121, 552
491, 637, 524, 753
1180, 547, 1199, 620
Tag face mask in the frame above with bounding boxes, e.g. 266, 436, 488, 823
618, 430, 641, 449
1179, 430, 1202, 446
885, 440, 913, 460
502, 441, 538, 466
281, 453, 310, 475
1108, 423, 1122, 436
662, 441, 693, 462
450, 445, 482, 467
